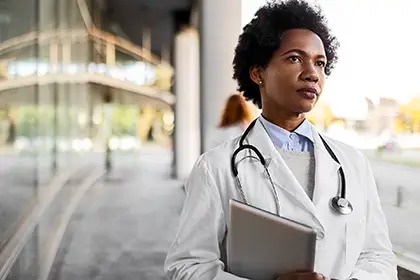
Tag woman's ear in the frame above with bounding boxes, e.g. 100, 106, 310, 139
249, 66, 264, 86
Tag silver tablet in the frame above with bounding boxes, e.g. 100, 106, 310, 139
227, 199, 317, 280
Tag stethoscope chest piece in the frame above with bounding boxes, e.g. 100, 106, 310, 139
330, 196, 353, 215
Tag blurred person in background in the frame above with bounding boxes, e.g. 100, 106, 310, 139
208, 93, 254, 149
165, 1, 397, 279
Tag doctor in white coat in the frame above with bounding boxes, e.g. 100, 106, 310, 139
165, 1, 397, 279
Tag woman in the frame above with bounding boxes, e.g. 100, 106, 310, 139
208, 93, 254, 150
165, 1, 397, 279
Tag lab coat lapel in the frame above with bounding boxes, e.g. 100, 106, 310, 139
311, 127, 341, 217
246, 120, 319, 222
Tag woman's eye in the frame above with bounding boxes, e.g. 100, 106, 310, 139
288, 56, 300, 63
316, 61, 326, 67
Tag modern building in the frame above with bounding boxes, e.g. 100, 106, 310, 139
0, 1, 175, 279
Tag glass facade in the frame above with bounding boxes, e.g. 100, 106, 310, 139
0, 0, 173, 279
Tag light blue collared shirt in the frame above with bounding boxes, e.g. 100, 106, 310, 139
259, 115, 314, 152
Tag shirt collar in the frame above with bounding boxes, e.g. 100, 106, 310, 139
258, 115, 314, 146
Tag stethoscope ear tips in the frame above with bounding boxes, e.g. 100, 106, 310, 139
330, 196, 353, 215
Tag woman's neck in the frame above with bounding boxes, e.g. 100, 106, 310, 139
261, 111, 305, 132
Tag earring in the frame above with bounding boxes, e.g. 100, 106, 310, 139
258, 80, 264, 85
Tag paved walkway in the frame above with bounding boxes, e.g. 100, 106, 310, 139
49, 147, 184, 280
48, 147, 420, 279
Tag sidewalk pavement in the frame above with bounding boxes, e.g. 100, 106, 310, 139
49, 147, 184, 280
49, 147, 420, 279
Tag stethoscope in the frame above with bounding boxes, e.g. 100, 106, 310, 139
230, 118, 353, 216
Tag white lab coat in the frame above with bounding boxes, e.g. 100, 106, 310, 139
165, 120, 397, 280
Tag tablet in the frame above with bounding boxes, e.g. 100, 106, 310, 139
227, 199, 317, 280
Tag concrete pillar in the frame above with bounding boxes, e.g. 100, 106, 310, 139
200, 0, 242, 152
174, 27, 200, 179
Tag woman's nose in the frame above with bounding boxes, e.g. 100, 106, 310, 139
301, 64, 319, 82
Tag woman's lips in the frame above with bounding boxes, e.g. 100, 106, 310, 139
297, 89, 317, 100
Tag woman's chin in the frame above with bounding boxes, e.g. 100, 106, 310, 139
295, 103, 316, 114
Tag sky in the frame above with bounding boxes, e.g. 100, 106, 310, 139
241, 0, 420, 119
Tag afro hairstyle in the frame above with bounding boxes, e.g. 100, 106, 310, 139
232, 0, 339, 108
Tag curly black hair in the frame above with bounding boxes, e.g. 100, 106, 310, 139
232, 0, 339, 108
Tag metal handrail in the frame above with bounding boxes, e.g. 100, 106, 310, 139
89, 27, 160, 65
0, 73, 175, 106
0, 30, 88, 53
0, 28, 162, 66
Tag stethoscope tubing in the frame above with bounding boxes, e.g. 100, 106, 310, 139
230, 118, 353, 215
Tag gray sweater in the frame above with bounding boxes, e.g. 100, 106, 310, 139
277, 148, 316, 200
